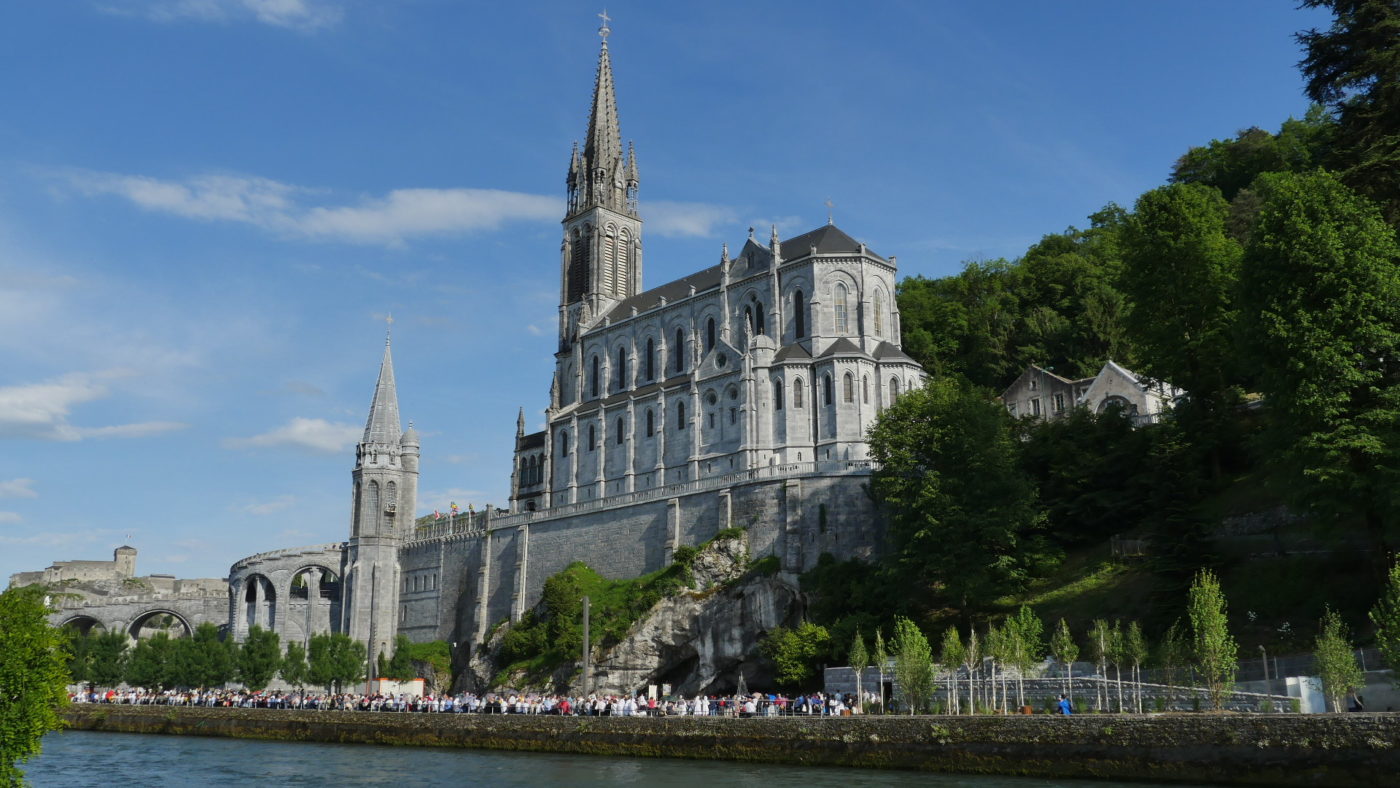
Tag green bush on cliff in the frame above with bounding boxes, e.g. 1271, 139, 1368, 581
495, 559, 691, 686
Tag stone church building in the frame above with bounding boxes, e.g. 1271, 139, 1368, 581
219, 24, 927, 667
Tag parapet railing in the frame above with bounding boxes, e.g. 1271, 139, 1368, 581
406, 459, 876, 545
229, 543, 347, 573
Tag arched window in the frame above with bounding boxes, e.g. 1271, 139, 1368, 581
590, 355, 599, 398
645, 409, 654, 437
873, 291, 885, 337
676, 400, 687, 430
602, 226, 617, 293
588, 424, 596, 451
889, 377, 901, 403
833, 283, 849, 334
674, 328, 685, 373
794, 290, 806, 338
365, 480, 380, 533
794, 378, 805, 409
616, 346, 627, 390
756, 301, 765, 335
706, 318, 716, 352
560, 431, 569, 457
617, 229, 632, 293
863, 375, 870, 404
773, 379, 784, 410
616, 416, 625, 444
823, 375, 833, 406
645, 338, 655, 381
843, 373, 854, 403
567, 227, 590, 301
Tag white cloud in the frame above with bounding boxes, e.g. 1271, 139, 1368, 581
103, 0, 343, 31
525, 323, 545, 336
0, 512, 21, 524
0, 479, 38, 499
52, 168, 562, 246
224, 417, 360, 454
645, 200, 739, 238
0, 372, 189, 442
239, 494, 297, 515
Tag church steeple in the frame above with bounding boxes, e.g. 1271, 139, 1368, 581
362, 333, 402, 446
559, 14, 644, 344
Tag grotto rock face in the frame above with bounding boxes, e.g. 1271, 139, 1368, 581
588, 537, 804, 696
463, 536, 805, 696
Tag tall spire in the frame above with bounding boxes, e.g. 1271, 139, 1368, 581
363, 337, 402, 445
570, 12, 630, 216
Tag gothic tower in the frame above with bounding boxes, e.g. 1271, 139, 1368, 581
342, 334, 418, 665
559, 14, 642, 353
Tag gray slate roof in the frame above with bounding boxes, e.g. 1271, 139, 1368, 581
872, 341, 918, 363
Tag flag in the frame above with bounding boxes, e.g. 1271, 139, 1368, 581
450, 502, 459, 514
433, 510, 441, 521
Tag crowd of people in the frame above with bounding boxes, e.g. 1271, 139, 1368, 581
69, 688, 875, 717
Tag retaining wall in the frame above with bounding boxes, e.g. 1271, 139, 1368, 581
61, 706, 1400, 786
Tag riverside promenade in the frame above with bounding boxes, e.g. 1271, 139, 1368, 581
62, 705, 1400, 786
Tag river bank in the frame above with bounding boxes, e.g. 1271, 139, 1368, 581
60, 706, 1399, 786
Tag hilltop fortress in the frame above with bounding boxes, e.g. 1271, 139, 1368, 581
35, 26, 928, 670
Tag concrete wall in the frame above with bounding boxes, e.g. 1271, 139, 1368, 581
61, 706, 1400, 787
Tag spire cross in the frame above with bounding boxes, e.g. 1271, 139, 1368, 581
598, 9, 611, 44
825, 198, 834, 225
385, 313, 394, 344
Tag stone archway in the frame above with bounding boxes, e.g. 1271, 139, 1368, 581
288, 564, 344, 644
59, 615, 105, 636
128, 609, 193, 640
242, 573, 277, 633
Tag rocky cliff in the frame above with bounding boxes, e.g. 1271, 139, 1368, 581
465, 535, 805, 695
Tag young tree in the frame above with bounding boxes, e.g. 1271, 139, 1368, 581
869, 377, 1047, 616
939, 627, 965, 715
385, 634, 417, 681
0, 586, 70, 786
1125, 621, 1148, 714
984, 623, 1007, 713
1238, 171, 1400, 567
1089, 618, 1112, 712
1109, 620, 1126, 713
1009, 606, 1044, 709
64, 630, 93, 686
309, 633, 367, 694
1368, 559, 1400, 685
1314, 607, 1365, 713
848, 629, 870, 713
891, 617, 934, 715
1188, 569, 1238, 710
872, 628, 888, 715
237, 626, 281, 692
962, 628, 981, 715
280, 642, 310, 689
1157, 618, 1191, 690
1050, 618, 1079, 703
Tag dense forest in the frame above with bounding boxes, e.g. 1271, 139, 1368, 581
793, 0, 1400, 677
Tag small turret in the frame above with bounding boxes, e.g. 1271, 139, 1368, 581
516, 407, 526, 438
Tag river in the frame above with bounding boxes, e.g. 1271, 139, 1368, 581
25, 731, 1217, 787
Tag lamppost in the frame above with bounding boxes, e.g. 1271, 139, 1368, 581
1259, 644, 1269, 683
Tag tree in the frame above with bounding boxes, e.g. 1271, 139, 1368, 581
1297, 0, 1400, 223
872, 628, 888, 715
280, 642, 309, 689
1088, 618, 1113, 712
1157, 618, 1191, 690
1120, 182, 1244, 480
848, 629, 870, 713
64, 630, 92, 686
760, 623, 830, 690
938, 627, 964, 715
86, 631, 128, 689
1314, 607, 1364, 712
1124, 621, 1148, 714
308, 633, 366, 694
984, 622, 1010, 713
125, 632, 176, 691
384, 635, 417, 681
170, 622, 234, 689
1008, 606, 1043, 709
962, 628, 981, 715
1237, 171, 1400, 565
1369, 559, 1400, 685
1049, 618, 1079, 703
237, 626, 281, 691
869, 376, 1048, 616
1188, 569, 1238, 710
891, 617, 934, 715
0, 586, 70, 786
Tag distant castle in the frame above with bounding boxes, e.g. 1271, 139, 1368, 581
34, 22, 928, 667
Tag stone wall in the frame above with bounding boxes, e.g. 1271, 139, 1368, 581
61, 705, 1400, 786
397, 469, 883, 660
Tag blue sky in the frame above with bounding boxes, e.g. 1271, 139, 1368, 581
0, 0, 1331, 583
